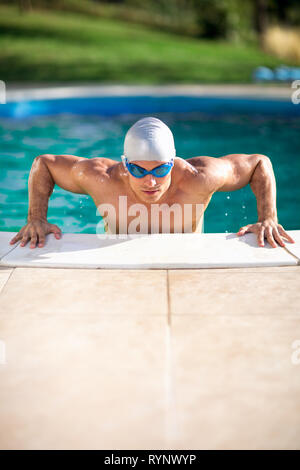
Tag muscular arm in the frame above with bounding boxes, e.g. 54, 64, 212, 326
212, 153, 278, 221
190, 153, 277, 220
190, 153, 294, 247
10, 154, 90, 248
248, 155, 277, 222
27, 154, 88, 221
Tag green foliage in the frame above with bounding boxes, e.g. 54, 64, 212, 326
0, 4, 297, 84
1, 0, 299, 41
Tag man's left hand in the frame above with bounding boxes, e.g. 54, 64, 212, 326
237, 218, 295, 248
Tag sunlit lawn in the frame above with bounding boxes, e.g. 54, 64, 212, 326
0, 5, 296, 83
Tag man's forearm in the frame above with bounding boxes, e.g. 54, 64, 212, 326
27, 156, 55, 222
249, 155, 278, 222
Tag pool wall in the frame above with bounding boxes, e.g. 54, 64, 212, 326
2, 84, 300, 119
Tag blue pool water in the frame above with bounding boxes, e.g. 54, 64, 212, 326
0, 96, 299, 234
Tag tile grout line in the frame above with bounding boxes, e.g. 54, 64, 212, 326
0, 268, 15, 295
165, 270, 180, 448
167, 270, 171, 328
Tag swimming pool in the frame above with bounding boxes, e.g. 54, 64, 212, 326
0, 94, 299, 234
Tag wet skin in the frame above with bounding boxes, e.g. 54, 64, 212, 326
9, 153, 295, 248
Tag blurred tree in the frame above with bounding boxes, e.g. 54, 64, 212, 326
1, 0, 299, 40
253, 0, 268, 36
18, 0, 32, 12
271, 0, 300, 26
192, 0, 255, 41
193, 0, 228, 38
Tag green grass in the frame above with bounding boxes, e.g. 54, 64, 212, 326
0, 5, 297, 83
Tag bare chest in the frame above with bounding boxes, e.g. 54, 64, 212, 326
92, 184, 210, 235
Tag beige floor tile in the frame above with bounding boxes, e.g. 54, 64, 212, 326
168, 270, 300, 315
170, 315, 300, 449
0, 313, 167, 450
0, 268, 13, 294
0, 268, 168, 315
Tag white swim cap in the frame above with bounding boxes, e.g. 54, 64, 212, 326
121, 117, 176, 165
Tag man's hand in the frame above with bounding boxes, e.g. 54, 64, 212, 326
237, 218, 295, 248
9, 219, 62, 249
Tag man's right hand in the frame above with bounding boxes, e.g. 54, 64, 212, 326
9, 219, 62, 249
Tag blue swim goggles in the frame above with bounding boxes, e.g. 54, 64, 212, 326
122, 156, 174, 178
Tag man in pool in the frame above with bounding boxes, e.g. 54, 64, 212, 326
10, 116, 295, 249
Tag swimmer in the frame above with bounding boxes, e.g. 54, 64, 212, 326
10, 116, 295, 248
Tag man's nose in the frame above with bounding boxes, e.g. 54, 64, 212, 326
143, 174, 157, 186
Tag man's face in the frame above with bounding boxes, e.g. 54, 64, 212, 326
126, 160, 172, 203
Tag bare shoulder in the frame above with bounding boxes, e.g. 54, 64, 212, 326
186, 155, 223, 172
72, 157, 119, 192
180, 156, 222, 194
185, 153, 251, 193
186, 154, 248, 167
73, 156, 119, 175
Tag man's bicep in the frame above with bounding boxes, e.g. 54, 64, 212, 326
38, 154, 89, 194
214, 154, 263, 192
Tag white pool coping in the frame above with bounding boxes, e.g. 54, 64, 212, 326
1, 231, 299, 269
6, 84, 293, 102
